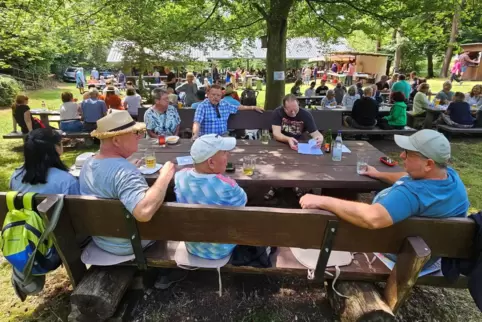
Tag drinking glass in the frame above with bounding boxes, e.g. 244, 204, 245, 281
261, 129, 270, 145
144, 150, 156, 169
243, 156, 256, 176
158, 135, 166, 147
356, 153, 369, 175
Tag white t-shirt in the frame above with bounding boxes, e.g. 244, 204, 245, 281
124, 94, 142, 115
59, 102, 80, 120
153, 71, 160, 77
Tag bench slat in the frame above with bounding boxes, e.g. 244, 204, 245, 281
437, 124, 482, 133
141, 242, 468, 288
23, 196, 474, 258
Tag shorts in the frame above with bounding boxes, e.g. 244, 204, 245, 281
76, 82, 84, 88
461, 66, 468, 73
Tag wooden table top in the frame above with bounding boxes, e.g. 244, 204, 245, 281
134, 139, 402, 190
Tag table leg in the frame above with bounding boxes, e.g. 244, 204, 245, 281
423, 111, 436, 129
40, 115, 50, 128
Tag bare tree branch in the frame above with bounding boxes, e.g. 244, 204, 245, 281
192, 0, 221, 31
214, 17, 264, 31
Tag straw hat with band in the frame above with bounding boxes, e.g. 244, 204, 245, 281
90, 110, 146, 139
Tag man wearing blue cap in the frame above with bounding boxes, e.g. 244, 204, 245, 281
300, 130, 469, 229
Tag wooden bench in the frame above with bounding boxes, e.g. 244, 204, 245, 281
6, 194, 473, 321
437, 124, 482, 139
339, 126, 417, 135
2, 131, 92, 140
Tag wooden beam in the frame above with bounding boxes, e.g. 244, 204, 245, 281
328, 281, 395, 321
384, 237, 431, 312
37, 196, 87, 287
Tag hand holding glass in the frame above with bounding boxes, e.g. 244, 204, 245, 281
357, 154, 369, 175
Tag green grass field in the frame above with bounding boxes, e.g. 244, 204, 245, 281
0, 79, 481, 320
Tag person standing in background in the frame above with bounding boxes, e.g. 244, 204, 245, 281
75, 68, 85, 94
346, 61, 355, 86
212, 64, 219, 81
450, 59, 462, 84
165, 67, 177, 90
459, 51, 479, 79
153, 69, 161, 84
303, 66, 312, 85
91, 68, 99, 80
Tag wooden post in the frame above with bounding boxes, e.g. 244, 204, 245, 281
328, 281, 395, 321
37, 196, 87, 287
384, 236, 431, 313
69, 266, 137, 321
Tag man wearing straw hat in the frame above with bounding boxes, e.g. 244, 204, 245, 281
79, 110, 175, 256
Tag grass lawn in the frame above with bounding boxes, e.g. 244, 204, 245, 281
0, 79, 481, 320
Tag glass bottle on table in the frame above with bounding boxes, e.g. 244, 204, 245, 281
261, 129, 270, 145
332, 131, 343, 162
324, 129, 332, 153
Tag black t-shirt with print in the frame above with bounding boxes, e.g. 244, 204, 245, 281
272, 106, 318, 139
315, 85, 329, 96
376, 81, 390, 91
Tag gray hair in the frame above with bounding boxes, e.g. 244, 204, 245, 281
326, 89, 335, 96
89, 88, 99, 98
152, 88, 168, 100
348, 85, 357, 96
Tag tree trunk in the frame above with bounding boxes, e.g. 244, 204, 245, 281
427, 50, 434, 78
376, 38, 381, 52
393, 29, 402, 73
328, 281, 395, 322
440, 0, 464, 77
263, 0, 295, 110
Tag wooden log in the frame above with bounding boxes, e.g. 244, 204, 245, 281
70, 266, 137, 321
328, 281, 395, 322
384, 236, 431, 312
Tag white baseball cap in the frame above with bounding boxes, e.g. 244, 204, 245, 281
394, 130, 451, 165
191, 134, 236, 164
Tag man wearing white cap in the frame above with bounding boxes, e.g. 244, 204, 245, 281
174, 134, 247, 259
300, 130, 469, 230
79, 110, 175, 255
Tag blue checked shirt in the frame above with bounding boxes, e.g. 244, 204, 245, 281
193, 99, 239, 136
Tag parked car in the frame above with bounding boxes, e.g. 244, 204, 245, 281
63, 67, 80, 82
98, 69, 114, 79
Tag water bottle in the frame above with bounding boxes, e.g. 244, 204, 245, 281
332, 131, 343, 161
41, 100, 46, 109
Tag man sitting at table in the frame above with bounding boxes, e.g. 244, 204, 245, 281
174, 134, 247, 260
80, 110, 176, 255
81, 88, 108, 132
191, 84, 262, 139
145, 88, 180, 137
435, 81, 455, 105
266, 94, 324, 200
343, 87, 379, 129
315, 80, 329, 96
376, 75, 390, 92
300, 130, 469, 265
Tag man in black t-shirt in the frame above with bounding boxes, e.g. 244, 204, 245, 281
376, 75, 390, 92
315, 80, 329, 96
272, 94, 324, 150
165, 67, 176, 90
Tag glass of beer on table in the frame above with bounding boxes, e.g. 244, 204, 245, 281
243, 156, 256, 176
144, 150, 156, 169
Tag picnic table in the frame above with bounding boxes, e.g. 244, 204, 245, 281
314, 104, 392, 116
30, 109, 60, 128
131, 138, 401, 192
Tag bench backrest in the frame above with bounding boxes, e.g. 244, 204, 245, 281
0, 194, 474, 259
139, 107, 344, 133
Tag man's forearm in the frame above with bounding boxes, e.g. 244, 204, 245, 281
238, 105, 255, 111
192, 122, 200, 137
134, 174, 171, 222
371, 171, 407, 185
273, 132, 291, 144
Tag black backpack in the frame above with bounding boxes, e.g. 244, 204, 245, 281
241, 89, 258, 106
